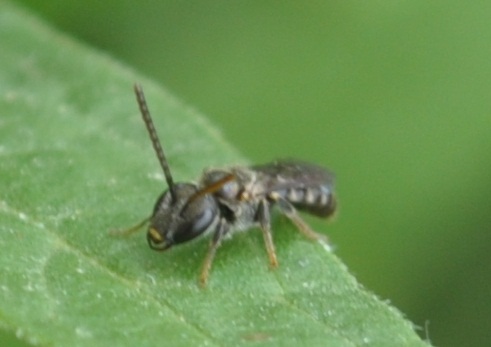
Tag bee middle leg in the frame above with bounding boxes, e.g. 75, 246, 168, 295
256, 199, 279, 268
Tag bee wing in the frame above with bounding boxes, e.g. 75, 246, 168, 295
251, 160, 335, 194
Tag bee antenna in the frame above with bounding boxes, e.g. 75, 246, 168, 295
134, 83, 176, 200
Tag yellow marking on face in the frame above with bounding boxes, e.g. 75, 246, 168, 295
239, 191, 251, 201
148, 228, 163, 243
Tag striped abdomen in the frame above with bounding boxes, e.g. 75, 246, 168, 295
252, 160, 337, 218
280, 185, 336, 218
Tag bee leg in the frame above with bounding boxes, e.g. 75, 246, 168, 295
257, 199, 279, 268
109, 216, 151, 236
199, 219, 229, 287
272, 194, 330, 245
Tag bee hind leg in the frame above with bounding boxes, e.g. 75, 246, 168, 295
271, 193, 331, 249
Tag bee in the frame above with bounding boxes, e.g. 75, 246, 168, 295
115, 84, 337, 286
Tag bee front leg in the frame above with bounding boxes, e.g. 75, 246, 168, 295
256, 199, 279, 268
109, 216, 151, 236
199, 218, 229, 287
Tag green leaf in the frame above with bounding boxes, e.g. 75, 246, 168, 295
0, 3, 430, 347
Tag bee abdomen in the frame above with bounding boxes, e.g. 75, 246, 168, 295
281, 186, 336, 218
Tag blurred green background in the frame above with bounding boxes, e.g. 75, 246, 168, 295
10, 1, 491, 346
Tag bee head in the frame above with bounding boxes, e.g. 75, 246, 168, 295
147, 183, 218, 251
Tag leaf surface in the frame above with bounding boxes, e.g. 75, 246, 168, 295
0, 3, 429, 346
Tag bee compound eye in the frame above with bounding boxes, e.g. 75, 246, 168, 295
174, 198, 217, 244
190, 207, 215, 234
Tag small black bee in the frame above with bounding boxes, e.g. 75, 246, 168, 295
115, 84, 337, 286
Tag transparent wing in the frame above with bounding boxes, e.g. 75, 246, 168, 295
251, 160, 335, 194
